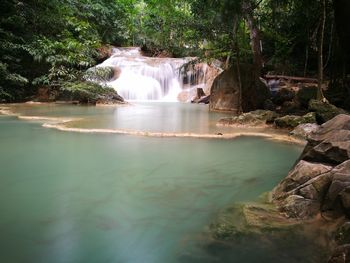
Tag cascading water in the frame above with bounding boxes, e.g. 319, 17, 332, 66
95, 47, 212, 102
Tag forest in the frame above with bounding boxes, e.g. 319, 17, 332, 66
0, 0, 349, 109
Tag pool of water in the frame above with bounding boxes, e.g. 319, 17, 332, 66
3, 102, 283, 136
0, 104, 318, 263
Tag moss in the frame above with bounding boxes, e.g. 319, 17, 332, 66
297, 85, 318, 108
274, 112, 316, 128
60, 81, 120, 104
308, 99, 346, 124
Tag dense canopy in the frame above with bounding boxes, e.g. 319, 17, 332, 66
0, 0, 349, 108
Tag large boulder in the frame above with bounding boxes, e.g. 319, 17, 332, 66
290, 123, 320, 140
300, 114, 350, 165
210, 65, 270, 112
272, 160, 333, 200
272, 115, 350, 220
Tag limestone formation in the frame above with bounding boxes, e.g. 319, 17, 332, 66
209, 65, 270, 112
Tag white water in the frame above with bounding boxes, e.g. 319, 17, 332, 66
96, 47, 209, 101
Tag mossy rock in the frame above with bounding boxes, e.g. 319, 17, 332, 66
60, 81, 123, 104
274, 112, 316, 129
218, 110, 279, 126
335, 222, 350, 245
308, 99, 347, 124
210, 203, 300, 241
297, 85, 318, 108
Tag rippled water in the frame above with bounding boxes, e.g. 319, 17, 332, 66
0, 104, 317, 263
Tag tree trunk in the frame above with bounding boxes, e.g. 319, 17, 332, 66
317, 0, 326, 101
243, 1, 263, 75
233, 20, 243, 114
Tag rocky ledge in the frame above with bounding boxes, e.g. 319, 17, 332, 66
271, 114, 350, 262
210, 114, 350, 262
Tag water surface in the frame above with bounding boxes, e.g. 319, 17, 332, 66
0, 105, 316, 263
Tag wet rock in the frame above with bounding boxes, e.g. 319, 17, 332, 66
274, 112, 316, 129
210, 203, 300, 241
217, 110, 279, 127
328, 244, 350, 263
210, 65, 270, 112
96, 91, 125, 105
290, 123, 320, 140
309, 99, 347, 124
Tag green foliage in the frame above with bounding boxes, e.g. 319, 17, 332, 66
0, 0, 131, 101
0, 0, 347, 102
61, 81, 114, 103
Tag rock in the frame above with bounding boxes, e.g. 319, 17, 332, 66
217, 110, 279, 127
335, 222, 350, 245
322, 160, 350, 216
309, 99, 347, 124
59, 81, 124, 105
274, 112, 316, 129
297, 85, 318, 108
272, 88, 295, 106
263, 99, 276, 111
328, 244, 350, 263
210, 65, 270, 112
280, 100, 302, 114
96, 90, 125, 105
210, 203, 299, 241
197, 95, 210, 104
36, 86, 59, 102
279, 195, 320, 219
191, 88, 210, 104
300, 115, 350, 165
272, 160, 333, 200
290, 123, 320, 140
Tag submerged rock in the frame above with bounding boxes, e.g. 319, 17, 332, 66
210, 202, 300, 241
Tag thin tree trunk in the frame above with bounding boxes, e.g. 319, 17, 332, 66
304, 45, 309, 77
233, 18, 243, 114
243, 1, 263, 75
317, 0, 326, 101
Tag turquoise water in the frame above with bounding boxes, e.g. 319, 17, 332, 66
0, 105, 311, 263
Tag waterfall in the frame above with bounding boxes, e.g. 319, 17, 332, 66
95, 47, 211, 102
